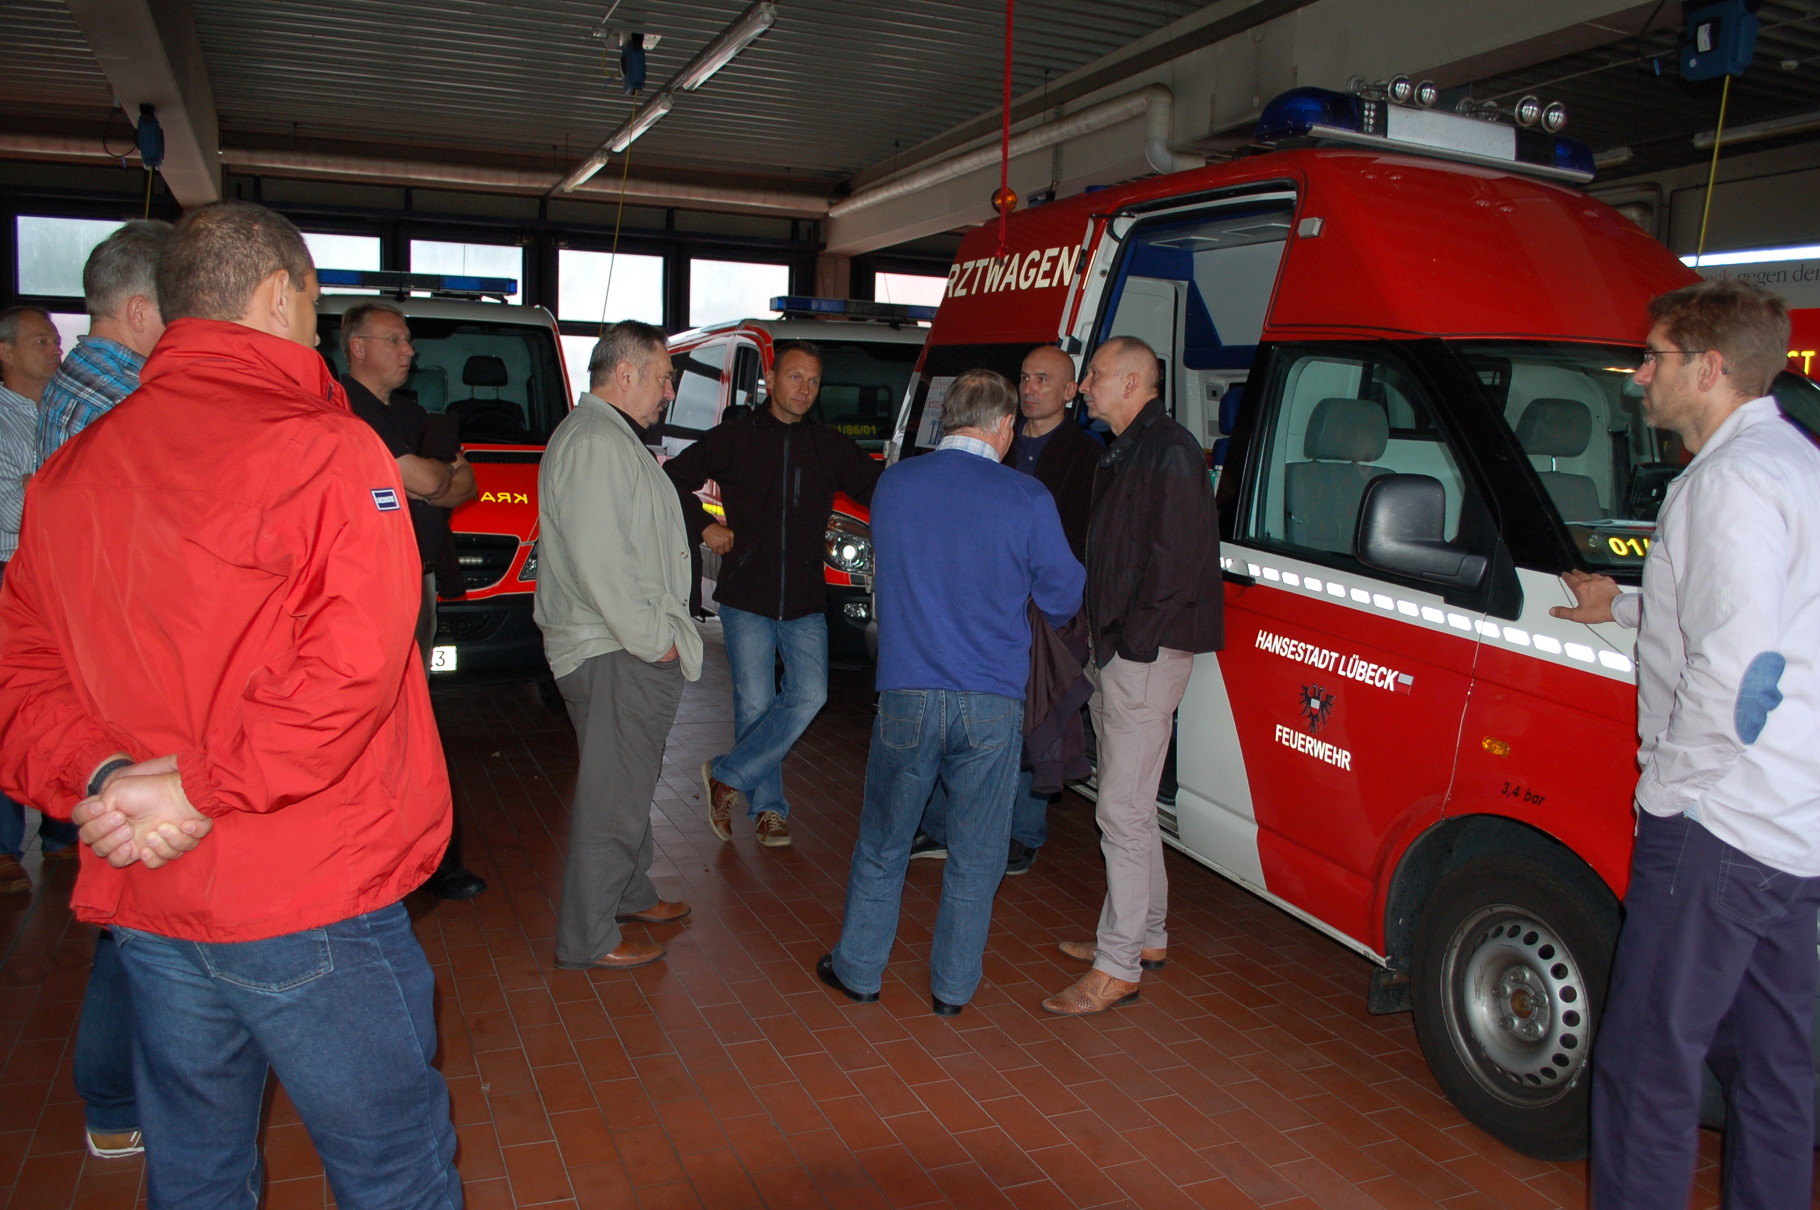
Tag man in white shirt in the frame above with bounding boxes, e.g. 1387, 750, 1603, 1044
1552, 278, 1820, 1208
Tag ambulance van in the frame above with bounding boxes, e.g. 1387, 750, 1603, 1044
891, 84, 1820, 1158
315, 272, 569, 684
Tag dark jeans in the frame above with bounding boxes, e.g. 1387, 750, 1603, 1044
1592, 810, 1820, 1210
920, 768, 1052, 851
832, 690, 1023, 1006
73, 929, 137, 1132
114, 903, 460, 1210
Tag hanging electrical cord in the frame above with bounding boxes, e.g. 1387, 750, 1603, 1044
1695, 73, 1734, 259
598, 95, 640, 336
142, 167, 154, 219
995, 0, 1014, 255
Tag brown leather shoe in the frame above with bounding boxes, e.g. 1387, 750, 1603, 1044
703, 760, 738, 842
0, 854, 26, 894
754, 810, 792, 848
580, 939, 665, 970
1041, 969, 1141, 1016
617, 900, 691, 924
1057, 939, 1166, 970
40, 845, 78, 867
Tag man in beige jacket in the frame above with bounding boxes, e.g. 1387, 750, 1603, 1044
535, 320, 703, 971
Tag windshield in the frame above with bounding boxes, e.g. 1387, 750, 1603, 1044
317, 313, 570, 446
808, 340, 923, 453
1457, 341, 1820, 571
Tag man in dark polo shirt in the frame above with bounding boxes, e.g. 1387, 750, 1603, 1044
341, 301, 487, 901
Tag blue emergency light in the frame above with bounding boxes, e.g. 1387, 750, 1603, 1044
1255, 86, 1596, 183
770, 296, 938, 322
315, 269, 519, 299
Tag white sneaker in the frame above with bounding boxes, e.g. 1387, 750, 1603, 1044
86, 1128, 144, 1158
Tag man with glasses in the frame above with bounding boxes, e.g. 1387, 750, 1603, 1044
342, 302, 487, 901
1553, 278, 1820, 1209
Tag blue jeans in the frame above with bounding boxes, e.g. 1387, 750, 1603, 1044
713, 606, 829, 820
920, 768, 1050, 851
832, 690, 1023, 1006
113, 903, 461, 1210
74, 929, 137, 1132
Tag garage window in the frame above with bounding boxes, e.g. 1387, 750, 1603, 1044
689, 260, 788, 327
16, 216, 123, 298
304, 233, 382, 295
874, 272, 945, 309
559, 250, 664, 326
412, 240, 522, 303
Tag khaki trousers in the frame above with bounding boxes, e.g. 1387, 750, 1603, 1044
1088, 649, 1194, 981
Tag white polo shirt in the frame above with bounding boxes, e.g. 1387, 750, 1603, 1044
1613, 396, 1820, 875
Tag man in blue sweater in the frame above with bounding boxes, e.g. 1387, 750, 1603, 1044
817, 369, 1083, 1016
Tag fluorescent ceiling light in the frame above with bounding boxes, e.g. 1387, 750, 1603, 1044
1592, 146, 1633, 169
1682, 243, 1820, 267
674, 1, 776, 91
609, 91, 673, 152
1693, 108, 1820, 149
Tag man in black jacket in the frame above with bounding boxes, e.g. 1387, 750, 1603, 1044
665, 342, 880, 848
1043, 335, 1222, 1016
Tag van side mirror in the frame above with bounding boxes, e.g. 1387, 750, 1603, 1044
1356, 474, 1489, 590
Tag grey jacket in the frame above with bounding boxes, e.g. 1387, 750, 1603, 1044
534, 393, 703, 681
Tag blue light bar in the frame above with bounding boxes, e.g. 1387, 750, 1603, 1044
315, 269, 519, 297
770, 295, 937, 322
1255, 88, 1368, 142
1254, 85, 1595, 183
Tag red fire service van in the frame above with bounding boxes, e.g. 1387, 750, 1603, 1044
315, 273, 569, 684
891, 82, 1820, 1158
663, 298, 929, 665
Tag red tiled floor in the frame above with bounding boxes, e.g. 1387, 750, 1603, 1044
0, 622, 1813, 1208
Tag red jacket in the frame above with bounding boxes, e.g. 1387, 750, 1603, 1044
0, 318, 450, 942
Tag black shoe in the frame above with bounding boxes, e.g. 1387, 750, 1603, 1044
815, 954, 878, 1003
1005, 841, 1038, 876
932, 997, 964, 1017
426, 866, 487, 900
909, 832, 949, 860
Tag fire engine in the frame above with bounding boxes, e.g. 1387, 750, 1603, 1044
892, 81, 1820, 1158
664, 298, 928, 665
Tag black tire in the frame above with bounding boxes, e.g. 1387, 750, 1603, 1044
1410, 851, 1619, 1161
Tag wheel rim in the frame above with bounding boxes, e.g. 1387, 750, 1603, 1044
1438, 904, 1591, 1107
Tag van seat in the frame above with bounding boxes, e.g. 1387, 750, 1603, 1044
1516, 397, 1601, 523
449, 356, 524, 442
1284, 397, 1390, 553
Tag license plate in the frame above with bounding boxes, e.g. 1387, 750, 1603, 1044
430, 645, 458, 672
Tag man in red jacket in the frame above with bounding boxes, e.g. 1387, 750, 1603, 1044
0, 202, 461, 1209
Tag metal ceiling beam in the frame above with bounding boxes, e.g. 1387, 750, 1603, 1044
64, 0, 221, 206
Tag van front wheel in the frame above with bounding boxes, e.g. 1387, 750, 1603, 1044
1410, 853, 1618, 1161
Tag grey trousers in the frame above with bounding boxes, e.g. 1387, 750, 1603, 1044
554, 649, 684, 967
1088, 649, 1195, 981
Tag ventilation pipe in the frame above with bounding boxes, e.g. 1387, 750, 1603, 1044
0, 135, 831, 218
830, 83, 1199, 220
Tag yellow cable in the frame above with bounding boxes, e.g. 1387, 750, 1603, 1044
143, 168, 154, 219
599, 99, 638, 336
1696, 74, 1733, 260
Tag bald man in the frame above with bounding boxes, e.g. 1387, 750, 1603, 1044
1043, 336, 1222, 1016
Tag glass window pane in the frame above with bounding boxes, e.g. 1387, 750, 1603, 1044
874, 272, 947, 309
668, 342, 727, 433
689, 260, 788, 327
303, 233, 382, 296
16, 217, 124, 297
411, 240, 523, 304
48, 312, 89, 353
560, 334, 597, 399
558, 250, 664, 326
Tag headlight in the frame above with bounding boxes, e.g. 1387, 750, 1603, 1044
517, 540, 538, 582
824, 515, 872, 575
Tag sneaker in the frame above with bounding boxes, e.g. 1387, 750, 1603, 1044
755, 810, 792, 847
0, 854, 27, 894
1005, 841, 1038, 876
908, 832, 948, 860
86, 1128, 144, 1159
703, 760, 738, 842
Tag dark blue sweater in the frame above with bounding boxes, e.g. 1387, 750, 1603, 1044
872, 446, 1084, 698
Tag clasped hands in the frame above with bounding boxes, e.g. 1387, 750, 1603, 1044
70, 754, 213, 870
